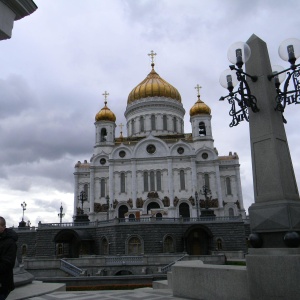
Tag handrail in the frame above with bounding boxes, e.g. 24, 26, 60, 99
161, 254, 188, 274
105, 256, 144, 265
60, 259, 85, 277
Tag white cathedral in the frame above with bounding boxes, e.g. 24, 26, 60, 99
73, 53, 246, 221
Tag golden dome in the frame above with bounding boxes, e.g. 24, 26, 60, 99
95, 92, 116, 122
190, 95, 211, 116
127, 64, 181, 104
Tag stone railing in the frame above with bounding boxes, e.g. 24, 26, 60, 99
39, 216, 242, 228
161, 254, 188, 274
60, 259, 86, 277
105, 256, 144, 266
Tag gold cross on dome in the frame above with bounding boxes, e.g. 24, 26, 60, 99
102, 91, 109, 104
119, 123, 124, 132
195, 84, 202, 97
148, 50, 157, 64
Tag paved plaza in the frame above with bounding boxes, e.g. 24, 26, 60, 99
28, 288, 187, 300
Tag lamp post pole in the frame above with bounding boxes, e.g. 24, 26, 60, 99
21, 201, 27, 221
58, 203, 65, 224
195, 191, 199, 220
106, 195, 110, 221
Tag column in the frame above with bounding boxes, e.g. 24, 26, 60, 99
74, 173, 79, 217
89, 168, 95, 213
235, 166, 244, 209
167, 158, 174, 206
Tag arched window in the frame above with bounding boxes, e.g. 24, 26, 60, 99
217, 239, 223, 250
156, 171, 161, 191
180, 170, 185, 190
120, 173, 125, 193
151, 115, 156, 130
57, 243, 63, 255
129, 214, 136, 222
101, 238, 109, 255
128, 237, 142, 255
199, 122, 206, 136
140, 116, 144, 132
229, 207, 234, 217
204, 174, 210, 188
100, 179, 105, 197
226, 177, 232, 195
150, 171, 155, 191
22, 244, 28, 256
131, 119, 135, 134
144, 172, 149, 192
100, 128, 107, 141
173, 117, 177, 132
84, 184, 89, 200
163, 115, 168, 130
163, 236, 175, 253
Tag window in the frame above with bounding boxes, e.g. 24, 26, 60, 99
156, 171, 161, 191
163, 115, 168, 130
217, 239, 223, 250
204, 174, 210, 188
163, 236, 175, 253
57, 243, 63, 255
173, 117, 177, 132
140, 116, 145, 132
180, 170, 185, 190
100, 128, 107, 141
151, 115, 156, 130
100, 179, 105, 197
150, 171, 155, 191
22, 244, 28, 256
144, 172, 149, 192
229, 207, 234, 217
84, 184, 89, 200
128, 237, 142, 255
101, 238, 109, 255
226, 177, 232, 195
120, 173, 125, 193
199, 122, 206, 136
131, 119, 135, 134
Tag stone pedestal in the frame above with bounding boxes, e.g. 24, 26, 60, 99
246, 249, 300, 300
74, 214, 90, 223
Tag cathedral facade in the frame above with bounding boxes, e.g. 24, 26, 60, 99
73, 55, 245, 222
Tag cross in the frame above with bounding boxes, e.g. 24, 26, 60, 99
102, 91, 109, 104
119, 123, 124, 132
148, 50, 157, 64
195, 84, 202, 97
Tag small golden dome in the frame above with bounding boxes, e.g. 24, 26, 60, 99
95, 91, 116, 122
127, 64, 181, 104
190, 95, 211, 116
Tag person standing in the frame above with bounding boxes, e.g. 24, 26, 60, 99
0, 217, 18, 300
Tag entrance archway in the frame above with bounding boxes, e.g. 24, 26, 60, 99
53, 229, 94, 258
147, 202, 160, 214
184, 225, 212, 255
118, 205, 128, 219
179, 202, 190, 219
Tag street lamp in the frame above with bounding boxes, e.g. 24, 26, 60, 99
21, 201, 27, 221
219, 41, 259, 127
78, 191, 87, 215
58, 203, 65, 224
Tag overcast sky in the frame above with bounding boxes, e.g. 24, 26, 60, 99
1, 0, 300, 227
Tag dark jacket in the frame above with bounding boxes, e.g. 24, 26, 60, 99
0, 228, 18, 293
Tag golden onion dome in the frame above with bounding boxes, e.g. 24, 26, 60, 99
127, 63, 181, 104
190, 93, 211, 116
95, 91, 116, 122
